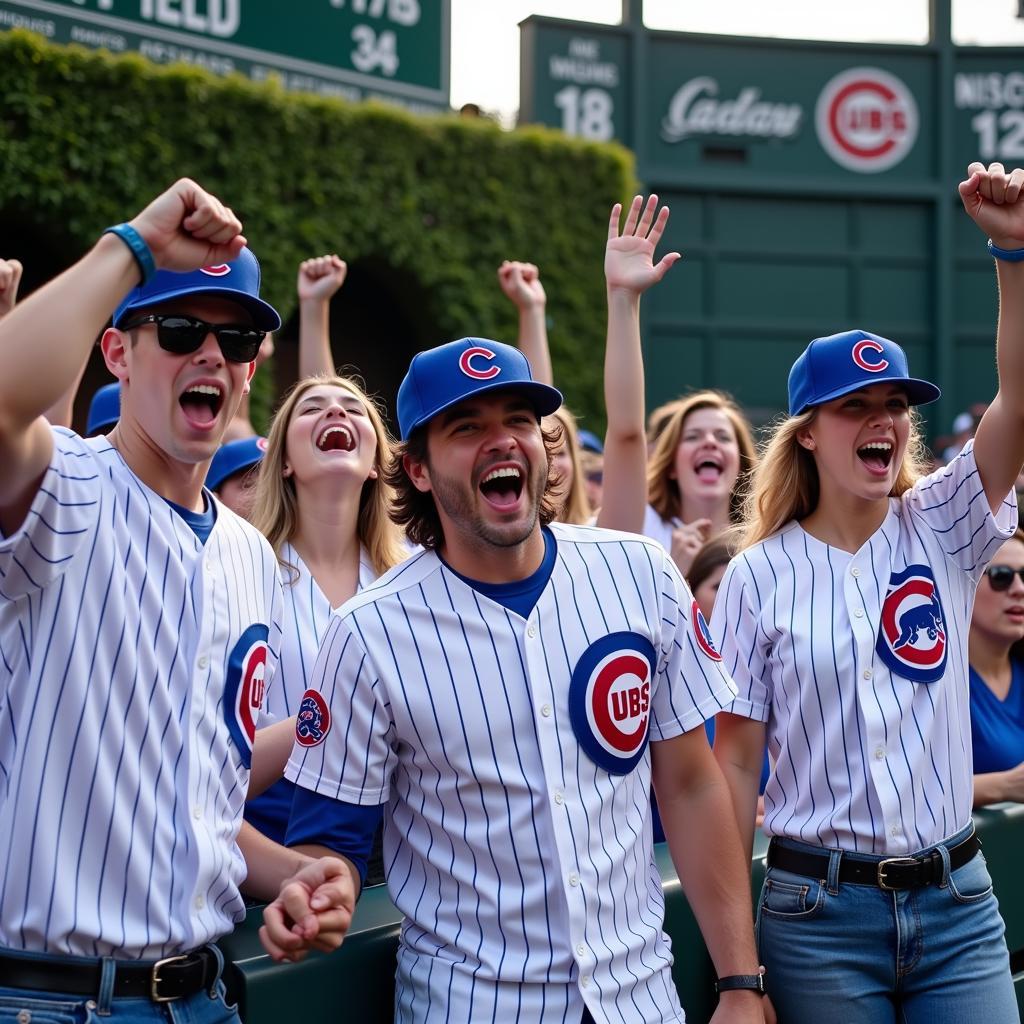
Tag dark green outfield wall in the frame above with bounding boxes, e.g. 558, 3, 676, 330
0, 30, 634, 433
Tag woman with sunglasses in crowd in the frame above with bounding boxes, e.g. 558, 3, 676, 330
969, 528, 1024, 808
711, 161, 1024, 1022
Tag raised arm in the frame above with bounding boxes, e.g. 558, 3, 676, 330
597, 195, 680, 533
298, 254, 348, 379
0, 180, 245, 535
498, 260, 552, 386
959, 161, 1024, 511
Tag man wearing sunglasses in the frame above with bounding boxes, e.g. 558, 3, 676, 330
0, 179, 352, 1020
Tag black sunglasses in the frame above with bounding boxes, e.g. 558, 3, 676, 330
121, 314, 265, 364
984, 564, 1024, 591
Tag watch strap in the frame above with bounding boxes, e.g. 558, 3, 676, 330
714, 973, 766, 995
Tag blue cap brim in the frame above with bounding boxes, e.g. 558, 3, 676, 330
402, 379, 563, 440
115, 284, 281, 332
794, 375, 941, 416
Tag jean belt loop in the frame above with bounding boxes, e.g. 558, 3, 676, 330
935, 838, 953, 889
826, 846, 842, 895
96, 956, 116, 1016
206, 943, 225, 998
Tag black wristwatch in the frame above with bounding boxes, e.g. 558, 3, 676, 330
714, 973, 766, 996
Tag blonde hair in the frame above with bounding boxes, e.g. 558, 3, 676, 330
647, 391, 757, 524
741, 406, 930, 549
547, 406, 592, 526
250, 374, 407, 581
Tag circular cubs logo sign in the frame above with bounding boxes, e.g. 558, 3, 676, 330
295, 689, 331, 748
691, 601, 722, 662
815, 67, 918, 173
224, 623, 269, 768
200, 264, 232, 277
569, 632, 656, 774
875, 564, 947, 683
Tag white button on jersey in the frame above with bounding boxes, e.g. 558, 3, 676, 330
568, 873, 580, 887
0, 429, 283, 959
287, 524, 736, 1024
197, 655, 209, 669
527, 623, 537, 638
714, 440, 1016, 855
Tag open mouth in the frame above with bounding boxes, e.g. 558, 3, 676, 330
479, 465, 524, 510
179, 383, 224, 428
857, 441, 894, 473
693, 457, 723, 483
316, 424, 355, 453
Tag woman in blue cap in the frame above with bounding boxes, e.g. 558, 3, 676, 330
711, 161, 1024, 1022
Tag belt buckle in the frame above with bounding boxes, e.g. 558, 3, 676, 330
150, 954, 190, 1002
877, 856, 919, 890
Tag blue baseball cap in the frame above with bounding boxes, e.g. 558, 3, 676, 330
577, 428, 604, 454
86, 382, 121, 435
397, 338, 562, 441
788, 329, 940, 416
206, 436, 268, 490
112, 248, 281, 332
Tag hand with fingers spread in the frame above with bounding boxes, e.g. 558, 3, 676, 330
126, 178, 246, 272
0, 259, 23, 319
959, 161, 1024, 249
606, 194, 681, 295
259, 856, 358, 963
498, 260, 547, 312
298, 254, 348, 304
670, 518, 713, 577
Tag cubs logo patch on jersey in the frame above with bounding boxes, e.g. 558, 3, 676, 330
876, 564, 947, 683
296, 689, 332, 747
691, 600, 722, 662
569, 632, 656, 774
224, 623, 270, 768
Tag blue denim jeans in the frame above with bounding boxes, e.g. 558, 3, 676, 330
757, 824, 1019, 1024
0, 946, 239, 1023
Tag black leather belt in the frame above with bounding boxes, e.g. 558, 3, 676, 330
767, 831, 980, 891
0, 946, 220, 1002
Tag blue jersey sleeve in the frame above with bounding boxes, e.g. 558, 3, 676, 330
285, 787, 383, 886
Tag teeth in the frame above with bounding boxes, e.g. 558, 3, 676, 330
482, 466, 521, 484
860, 442, 892, 451
186, 384, 222, 396
318, 425, 353, 450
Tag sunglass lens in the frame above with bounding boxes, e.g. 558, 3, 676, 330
217, 328, 263, 363
989, 566, 1015, 591
155, 317, 207, 354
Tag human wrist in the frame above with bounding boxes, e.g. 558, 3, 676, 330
714, 968, 767, 997
987, 237, 1024, 260
103, 222, 156, 284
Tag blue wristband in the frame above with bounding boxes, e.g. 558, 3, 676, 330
987, 238, 1024, 262
103, 222, 156, 284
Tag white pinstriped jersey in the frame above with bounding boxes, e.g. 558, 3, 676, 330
712, 440, 1016, 855
0, 428, 283, 959
286, 523, 736, 1024
261, 542, 377, 723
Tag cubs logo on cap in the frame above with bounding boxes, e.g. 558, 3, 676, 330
396, 338, 562, 441
295, 689, 331, 747
112, 247, 281, 332
223, 623, 269, 767
875, 564, 947, 683
691, 601, 722, 662
787, 329, 940, 416
569, 632, 656, 774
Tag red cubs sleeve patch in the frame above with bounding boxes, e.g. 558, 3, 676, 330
692, 600, 723, 662
295, 689, 332, 747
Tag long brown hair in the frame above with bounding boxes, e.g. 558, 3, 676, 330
387, 417, 564, 551
741, 406, 930, 550
647, 391, 757, 524
250, 374, 407, 581
547, 406, 592, 526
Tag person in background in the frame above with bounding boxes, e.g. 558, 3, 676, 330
644, 391, 758, 575
580, 447, 604, 514
968, 527, 1024, 807
85, 381, 121, 435
548, 404, 593, 524
224, 253, 349, 442
207, 434, 268, 520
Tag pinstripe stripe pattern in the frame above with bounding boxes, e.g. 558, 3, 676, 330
287, 523, 736, 1024
0, 427, 283, 958
711, 440, 1017, 854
